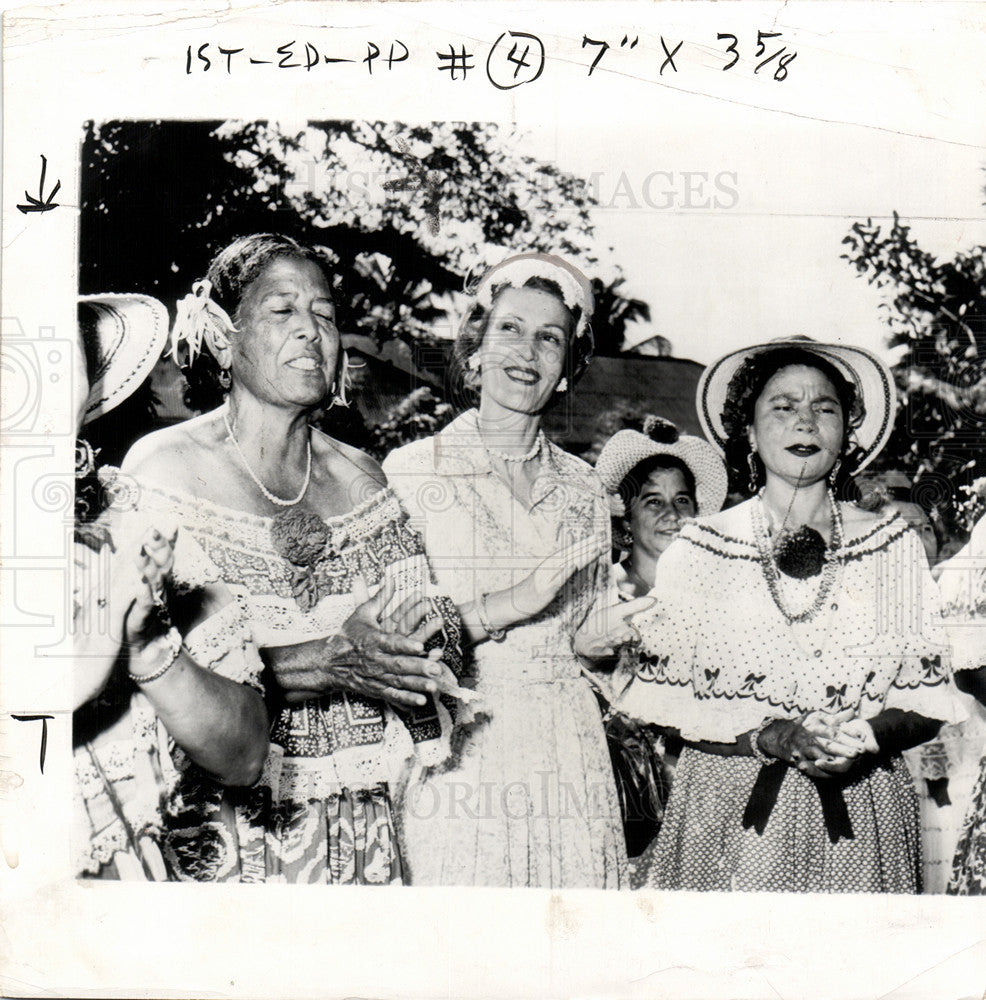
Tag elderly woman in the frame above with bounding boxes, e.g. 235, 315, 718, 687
116, 233, 464, 883
382, 252, 627, 887
587, 416, 727, 860
618, 337, 961, 893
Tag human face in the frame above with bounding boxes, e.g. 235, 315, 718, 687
891, 501, 939, 565
627, 467, 697, 560
230, 256, 338, 409
748, 364, 844, 488
477, 286, 572, 418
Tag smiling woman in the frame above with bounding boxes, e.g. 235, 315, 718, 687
103, 234, 470, 883
383, 252, 628, 888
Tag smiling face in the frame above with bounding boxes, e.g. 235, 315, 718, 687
476, 285, 573, 418
626, 466, 697, 560
748, 363, 845, 488
229, 256, 338, 410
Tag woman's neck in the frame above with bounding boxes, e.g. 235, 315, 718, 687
225, 393, 310, 470
475, 399, 542, 457
625, 548, 660, 596
760, 476, 832, 532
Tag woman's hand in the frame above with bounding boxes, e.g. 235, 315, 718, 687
758, 717, 853, 778
269, 577, 459, 710
507, 535, 605, 621
574, 596, 657, 660
123, 522, 179, 650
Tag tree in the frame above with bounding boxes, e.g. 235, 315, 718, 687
80, 119, 648, 368
842, 211, 986, 536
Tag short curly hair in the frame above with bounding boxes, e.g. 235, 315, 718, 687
720, 346, 861, 494
450, 275, 592, 407
182, 234, 338, 412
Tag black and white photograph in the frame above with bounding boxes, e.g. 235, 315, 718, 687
2, 2, 986, 997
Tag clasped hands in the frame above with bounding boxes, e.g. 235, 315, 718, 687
759, 709, 879, 778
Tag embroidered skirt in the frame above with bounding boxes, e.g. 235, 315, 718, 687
947, 753, 986, 895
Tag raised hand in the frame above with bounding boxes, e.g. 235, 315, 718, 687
575, 596, 657, 660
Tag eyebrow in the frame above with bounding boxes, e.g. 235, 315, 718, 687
496, 312, 566, 331
262, 290, 334, 305
767, 391, 839, 405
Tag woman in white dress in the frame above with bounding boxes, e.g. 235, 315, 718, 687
384, 253, 627, 887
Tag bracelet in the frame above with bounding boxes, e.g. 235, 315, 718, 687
129, 627, 182, 684
750, 717, 778, 766
477, 592, 506, 642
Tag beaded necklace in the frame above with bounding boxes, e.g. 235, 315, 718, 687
751, 488, 843, 625
482, 430, 545, 464
223, 406, 312, 508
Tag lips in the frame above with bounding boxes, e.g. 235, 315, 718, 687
286, 356, 322, 372
786, 444, 820, 457
503, 366, 540, 385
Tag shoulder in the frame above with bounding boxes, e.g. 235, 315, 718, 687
313, 430, 388, 502
121, 412, 222, 489
381, 434, 438, 478
837, 504, 910, 559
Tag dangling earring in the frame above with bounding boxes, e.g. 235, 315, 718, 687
555, 377, 569, 394
828, 457, 842, 488
747, 451, 759, 493
467, 353, 481, 372
218, 367, 231, 391
329, 350, 350, 408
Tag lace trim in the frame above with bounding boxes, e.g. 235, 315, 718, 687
259, 703, 453, 802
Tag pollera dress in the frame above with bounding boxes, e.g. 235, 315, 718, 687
942, 514, 986, 894
618, 500, 962, 893
77, 470, 463, 883
383, 409, 627, 888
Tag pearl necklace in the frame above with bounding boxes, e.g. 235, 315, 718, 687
222, 407, 312, 508
752, 489, 843, 625
482, 430, 545, 463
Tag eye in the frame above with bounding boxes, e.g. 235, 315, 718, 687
675, 496, 694, 508
271, 308, 292, 315
539, 330, 561, 346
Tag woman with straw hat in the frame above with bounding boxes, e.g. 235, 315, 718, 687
617, 337, 962, 892
587, 415, 729, 862
73, 292, 271, 880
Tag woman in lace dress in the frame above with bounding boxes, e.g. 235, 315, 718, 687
112, 234, 465, 883
618, 338, 962, 892
383, 253, 626, 888
72, 295, 270, 880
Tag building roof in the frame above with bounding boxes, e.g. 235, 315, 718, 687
543, 355, 705, 455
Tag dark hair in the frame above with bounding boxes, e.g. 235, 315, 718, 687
183, 234, 337, 412
617, 455, 696, 516
450, 275, 592, 407
720, 346, 861, 495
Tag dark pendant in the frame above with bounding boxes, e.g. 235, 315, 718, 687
773, 525, 827, 579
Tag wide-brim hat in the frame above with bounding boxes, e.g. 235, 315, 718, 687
697, 336, 897, 474
595, 418, 728, 517
79, 293, 170, 424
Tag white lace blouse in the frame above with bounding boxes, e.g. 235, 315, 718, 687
618, 499, 963, 744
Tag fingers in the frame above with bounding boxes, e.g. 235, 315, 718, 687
620, 595, 658, 620
361, 575, 396, 621
382, 594, 433, 636
409, 614, 445, 646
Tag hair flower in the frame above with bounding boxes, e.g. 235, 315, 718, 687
168, 278, 238, 369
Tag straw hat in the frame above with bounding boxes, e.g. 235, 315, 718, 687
696, 336, 896, 474
78, 293, 170, 424
595, 416, 728, 517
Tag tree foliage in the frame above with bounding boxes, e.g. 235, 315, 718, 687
842, 211, 986, 534
80, 119, 648, 368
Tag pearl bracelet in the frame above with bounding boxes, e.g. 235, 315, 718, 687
477, 592, 506, 642
129, 627, 183, 684
750, 717, 778, 766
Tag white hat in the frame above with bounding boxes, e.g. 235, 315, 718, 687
595, 416, 728, 517
78, 293, 170, 424
697, 336, 897, 474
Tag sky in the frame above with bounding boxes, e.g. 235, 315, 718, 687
524, 107, 986, 368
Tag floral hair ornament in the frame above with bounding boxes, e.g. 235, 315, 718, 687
168, 278, 238, 369
466, 252, 596, 347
